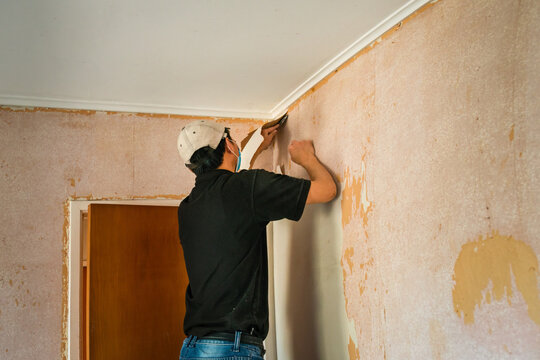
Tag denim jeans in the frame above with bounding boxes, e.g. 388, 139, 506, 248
179, 331, 265, 360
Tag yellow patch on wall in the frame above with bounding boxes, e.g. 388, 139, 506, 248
509, 124, 515, 141
341, 167, 360, 227
341, 159, 372, 228
341, 247, 354, 311
348, 336, 360, 360
452, 231, 540, 325
343, 247, 354, 272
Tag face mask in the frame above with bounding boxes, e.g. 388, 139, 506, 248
228, 143, 242, 172
235, 149, 242, 172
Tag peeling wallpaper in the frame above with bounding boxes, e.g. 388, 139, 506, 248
452, 231, 540, 326
272, 0, 540, 358
1, 0, 539, 359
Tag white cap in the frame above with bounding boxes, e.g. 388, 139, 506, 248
177, 120, 227, 164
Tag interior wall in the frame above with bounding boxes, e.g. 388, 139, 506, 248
0, 108, 269, 359
272, 0, 540, 359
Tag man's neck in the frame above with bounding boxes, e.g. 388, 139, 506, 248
217, 153, 238, 172
217, 164, 234, 172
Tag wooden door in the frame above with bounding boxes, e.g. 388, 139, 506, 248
86, 204, 188, 360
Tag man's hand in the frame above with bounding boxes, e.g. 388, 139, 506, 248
288, 139, 336, 204
288, 140, 316, 166
259, 124, 279, 151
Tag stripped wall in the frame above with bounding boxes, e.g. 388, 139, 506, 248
1, 0, 539, 359
0, 108, 269, 359
272, 0, 540, 358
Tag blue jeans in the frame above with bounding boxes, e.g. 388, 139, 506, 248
179, 331, 265, 360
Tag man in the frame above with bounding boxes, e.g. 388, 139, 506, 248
176, 120, 336, 359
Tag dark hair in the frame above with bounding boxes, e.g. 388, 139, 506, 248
187, 128, 232, 176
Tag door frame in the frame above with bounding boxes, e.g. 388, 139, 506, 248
68, 199, 180, 360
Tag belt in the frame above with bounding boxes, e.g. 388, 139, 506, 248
199, 331, 265, 354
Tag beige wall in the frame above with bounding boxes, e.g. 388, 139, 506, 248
273, 0, 540, 358
0, 108, 267, 359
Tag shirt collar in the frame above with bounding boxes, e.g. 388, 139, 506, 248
195, 169, 232, 186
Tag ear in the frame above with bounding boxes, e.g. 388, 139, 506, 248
224, 138, 235, 153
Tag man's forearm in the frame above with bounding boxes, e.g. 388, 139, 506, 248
303, 156, 331, 182
302, 156, 337, 204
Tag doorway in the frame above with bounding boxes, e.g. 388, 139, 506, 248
68, 199, 181, 360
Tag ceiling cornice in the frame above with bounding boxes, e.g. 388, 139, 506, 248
0, 94, 273, 120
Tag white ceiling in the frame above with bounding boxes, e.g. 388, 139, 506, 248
0, 0, 428, 119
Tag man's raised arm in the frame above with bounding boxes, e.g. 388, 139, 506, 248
288, 140, 337, 204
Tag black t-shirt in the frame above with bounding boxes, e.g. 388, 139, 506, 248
178, 169, 311, 339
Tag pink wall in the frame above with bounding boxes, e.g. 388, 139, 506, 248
1, 0, 539, 359
0, 108, 267, 359
273, 0, 540, 358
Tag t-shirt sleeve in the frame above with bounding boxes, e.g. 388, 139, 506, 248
250, 169, 311, 222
